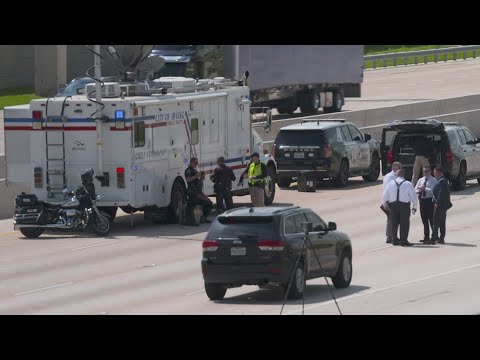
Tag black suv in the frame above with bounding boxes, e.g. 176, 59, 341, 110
201, 206, 353, 300
381, 119, 480, 190
273, 120, 381, 188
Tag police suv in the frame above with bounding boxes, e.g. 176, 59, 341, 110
273, 120, 381, 187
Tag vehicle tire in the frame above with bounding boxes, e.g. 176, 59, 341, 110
332, 250, 352, 289
300, 92, 320, 115
477, 178, 480, 185
335, 160, 349, 187
98, 206, 117, 222
277, 105, 297, 115
168, 181, 187, 224
284, 262, 306, 300
277, 178, 292, 189
20, 228, 44, 238
120, 206, 137, 214
264, 165, 276, 205
363, 153, 380, 182
323, 90, 344, 113
452, 162, 467, 191
91, 212, 111, 237
205, 283, 227, 300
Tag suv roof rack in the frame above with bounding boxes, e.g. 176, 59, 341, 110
273, 206, 300, 214
442, 122, 462, 127
301, 119, 346, 125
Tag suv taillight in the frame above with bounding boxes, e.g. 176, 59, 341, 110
387, 148, 393, 165
34, 167, 43, 188
202, 240, 219, 252
117, 167, 125, 188
323, 144, 332, 158
258, 240, 285, 251
446, 146, 453, 164
272, 143, 277, 158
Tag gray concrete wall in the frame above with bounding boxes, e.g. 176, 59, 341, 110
0, 45, 35, 90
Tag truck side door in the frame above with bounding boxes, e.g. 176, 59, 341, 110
462, 128, 480, 174
456, 129, 476, 176
347, 124, 371, 172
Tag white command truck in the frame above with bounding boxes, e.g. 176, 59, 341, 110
3, 77, 277, 224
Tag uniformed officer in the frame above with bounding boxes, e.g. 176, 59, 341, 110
382, 162, 402, 244
211, 156, 236, 213
185, 157, 213, 223
240, 152, 267, 207
415, 166, 438, 242
382, 168, 417, 246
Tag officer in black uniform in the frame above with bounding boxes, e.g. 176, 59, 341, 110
76, 168, 96, 209
211, 156, 236, 213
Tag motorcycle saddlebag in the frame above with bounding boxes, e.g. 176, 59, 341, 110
15, 193, 39, 206
14, 205, 47, 225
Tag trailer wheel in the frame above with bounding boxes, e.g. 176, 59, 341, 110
168, 181, 186, 224
264, 165, 276, 205
324, 91, 344, 113
300, 92, 320, 115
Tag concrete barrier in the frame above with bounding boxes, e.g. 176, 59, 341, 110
0, 180, 29, 220
256, 93, 480, 149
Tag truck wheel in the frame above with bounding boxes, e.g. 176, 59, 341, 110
362, 153, 380, 182
283, 262, 305, 300
335, 160, 349, 187
332, 250, 352, 289
452, 162, 467, 191
300, 92, 320, 115
277, 178, 292, 189
20, 228, 44, 238
277, 105, 297, 115
264, 165, 276, 205
120, 206, 137, 214
205, 283, 227, 300
168, 181, 186, 224
324, 91, 344, 113
98, 206, 117, 222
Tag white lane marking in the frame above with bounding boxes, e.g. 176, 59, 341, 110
185, 289, 205, 296
286, 263, 480, 315
365, 245, 392, 253
71, 240, 119, 251
14, 282, 73, 296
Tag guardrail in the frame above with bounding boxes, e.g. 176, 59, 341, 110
364, 45, 480, 69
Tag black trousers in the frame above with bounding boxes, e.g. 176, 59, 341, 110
419, 198, 434, 239
215, 184, 233, 212
390, 202, 411, 244
432, 206, 447, 241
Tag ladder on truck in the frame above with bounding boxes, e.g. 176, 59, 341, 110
45, 115, 67, 198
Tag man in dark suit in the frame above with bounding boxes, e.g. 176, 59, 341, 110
426, 167, 452, 245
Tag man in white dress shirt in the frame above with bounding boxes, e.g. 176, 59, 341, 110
382, 162, 402, 244
415, 166, 438, 242
382, 168, 417, 246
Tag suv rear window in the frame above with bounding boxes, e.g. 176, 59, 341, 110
208, 217, 277, 239
276, 130, 325, 146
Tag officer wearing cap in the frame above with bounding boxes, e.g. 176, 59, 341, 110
211, 156, 236, 213
240, 152, 267, 207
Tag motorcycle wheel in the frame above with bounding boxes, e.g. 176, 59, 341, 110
20, 228, 44, 238
91, 211, 112, 237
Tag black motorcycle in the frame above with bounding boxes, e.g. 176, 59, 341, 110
14, 187, 111, 239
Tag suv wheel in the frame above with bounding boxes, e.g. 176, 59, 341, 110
452, 162, 467, 191
205, 283, 227, 300
477, 178, 480, 185
332, 251, 352, 289
277, 178, 292, 189
363, 153, 380, 182
335, 160, 349, 187
284, 263, 306, 300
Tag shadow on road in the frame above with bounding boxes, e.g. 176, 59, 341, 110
216, 284, 369, 307
279, 178, 382, 192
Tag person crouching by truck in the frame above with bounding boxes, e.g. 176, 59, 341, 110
240, 152, 267, 207
185, 157, 213, 224
211, 156, 236, 214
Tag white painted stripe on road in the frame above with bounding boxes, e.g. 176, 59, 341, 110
185, 289, 205, 296
286, 262, 480, 315
14, 282, 73, 296
365, 245, 392, 253
71, 240, 119, 251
